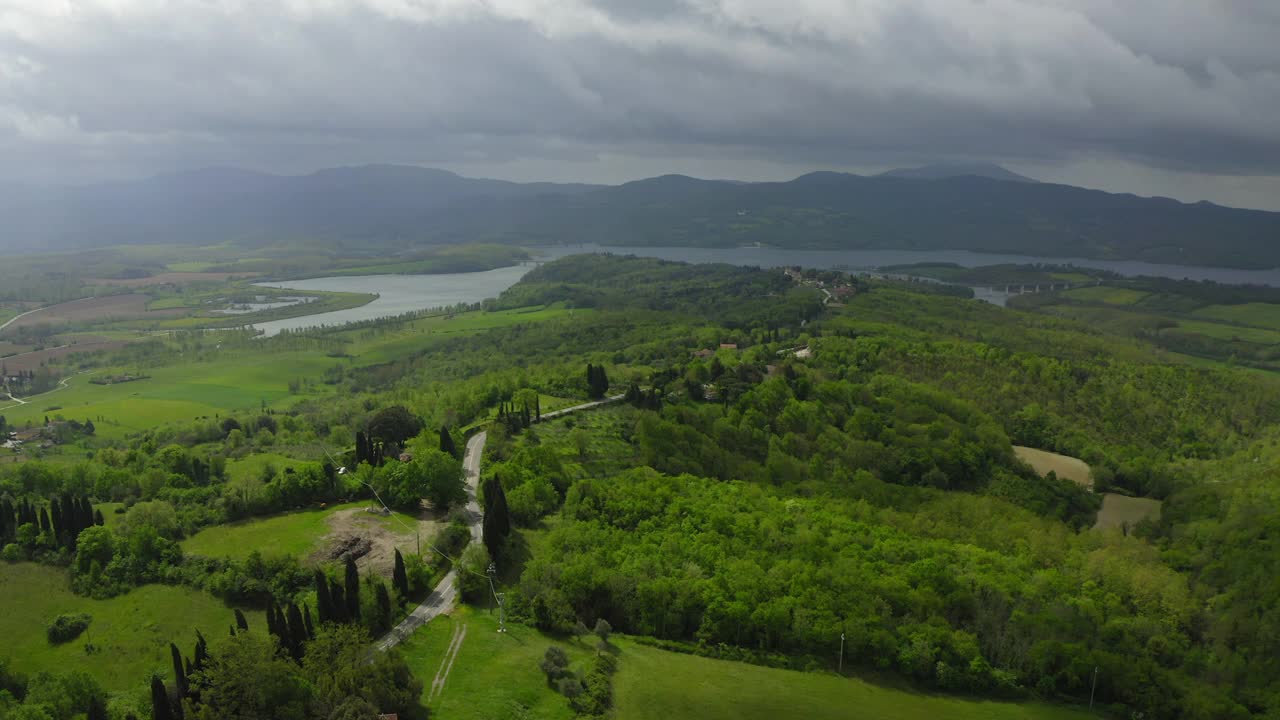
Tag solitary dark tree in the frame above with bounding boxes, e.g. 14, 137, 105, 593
439, 425, 459, 459
482, 476, 511, 561
234, 608, 249, 633
344, 557, 361, 621
150, 677, 173, 720
368, 405, 423, 446
393, 548, 410, 601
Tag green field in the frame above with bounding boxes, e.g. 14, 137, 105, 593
614, 640, 1094, 720
1168, 319, 1280, 345
338, 304, 589, 365
398, 607, 1093, 720
180, 500, 421, 562
1191, 302, 1280, 331
0, 350, 341, 437
1062, 286, 1149, 305
399, 607, 588, 720
0, 563, 263, 692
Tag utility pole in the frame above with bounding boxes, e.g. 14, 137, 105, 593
1089, 665, 1098, 711
838, 632, 845, 674
486, 563, 506, 632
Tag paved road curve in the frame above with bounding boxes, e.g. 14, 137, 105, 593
376, 394, 626, 651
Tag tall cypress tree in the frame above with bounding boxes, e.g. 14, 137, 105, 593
393, 548, 410, 601
329, 579, 348, 623
439, 426, 458, 459
303, 603, 315, 639
314, 570, 333, 624
482, 476, 511, 561
38, 506, 50, 533
169, 643, 188, 699
234, 609, 249, 633
375, 581, 393, 634
266, 598, 281, 640
150, 677, 173, 720
193, 630, 209, 673
344, 557, 361, 621
286, 603, 306, 660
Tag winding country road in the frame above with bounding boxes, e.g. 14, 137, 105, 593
0, 304, 54, 334
376, 394, 625, 651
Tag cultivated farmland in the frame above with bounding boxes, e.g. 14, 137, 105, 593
1094, 493, 1163, 531
0, 294, 185, 334
86, 271, 261, 287
1013, 446, 1092, 488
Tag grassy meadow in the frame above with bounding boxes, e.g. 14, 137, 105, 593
1061, 286, 1149, 305
613, 640, 1095, 720
0, 563, 263, 692
180, 500, 423, 562
397, 607, 1095, 720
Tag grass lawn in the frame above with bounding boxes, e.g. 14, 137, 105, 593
1192, 303, 1280, 331
1062, 286, 1149, 305
398, 606, 588, 720
613, 639, 1095, 720
180, 500, 421, 562
0, 562, 263, 692
398, 606, 1094, 720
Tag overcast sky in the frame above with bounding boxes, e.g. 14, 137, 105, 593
2, 0, 1279, 209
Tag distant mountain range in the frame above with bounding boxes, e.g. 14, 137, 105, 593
3, 163, 1278, 269
878, 163, 1039, 183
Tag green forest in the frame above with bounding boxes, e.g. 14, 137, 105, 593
2, 252, 1279, 719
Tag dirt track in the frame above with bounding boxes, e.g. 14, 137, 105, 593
1, 295, 185, 334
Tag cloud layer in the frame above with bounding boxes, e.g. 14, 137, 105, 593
2, 1, 1279, 206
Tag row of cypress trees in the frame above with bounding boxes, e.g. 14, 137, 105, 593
0, 493, 103, 550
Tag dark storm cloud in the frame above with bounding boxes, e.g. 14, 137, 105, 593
1, 0, 1278, 195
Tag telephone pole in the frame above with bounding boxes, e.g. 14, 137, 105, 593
1089, 666, 1098, 710
838, 632, 845, 674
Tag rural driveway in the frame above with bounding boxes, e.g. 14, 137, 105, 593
376, 394, 626, 651
376, 431, 486, 651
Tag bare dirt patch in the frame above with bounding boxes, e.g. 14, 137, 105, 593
2, 295, 185, 334
87, 272, 260, 287
1014, 446, 1092, 488
0, 342, 128, 373
312, 506, 443, 577
1094, 494, 1162, 531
